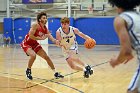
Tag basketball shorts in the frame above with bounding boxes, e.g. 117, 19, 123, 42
128, 51, 140, 92
20, 41, 42, 54
62, 43, 79, 59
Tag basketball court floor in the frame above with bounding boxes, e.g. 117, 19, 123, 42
0, 44, 137, 93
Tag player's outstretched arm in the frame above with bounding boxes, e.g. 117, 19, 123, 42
47, 32, 60, 45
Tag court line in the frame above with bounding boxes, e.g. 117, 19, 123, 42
0, 76, 61, 93
0, 73, 84, 93
0, 61, 108, 93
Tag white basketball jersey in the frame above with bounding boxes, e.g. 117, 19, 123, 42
58, 26, 77, 50
119, 11, 140, 51
120, 11, 140, 92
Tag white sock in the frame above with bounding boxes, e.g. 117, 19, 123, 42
84, 64, 88, 67
83, 67, 86, 71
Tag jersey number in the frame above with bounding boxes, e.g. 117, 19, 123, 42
66, 39, 70, 43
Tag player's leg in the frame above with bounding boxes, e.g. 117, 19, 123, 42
25, 48, 36, 80
71, 56, 85, 67
26, 48, 36, 69
66, 52, 90, 78
64, 49, 84, 71
37, 49, 64, 78
37, 49, 55, 70
66, 57, 90, 78
66, 57, 84, 71
69, 50, 93, 76
72, 57, 93, 75
7, 37, 11, 46
3, 37, 7, 46
21, 42, 36, 80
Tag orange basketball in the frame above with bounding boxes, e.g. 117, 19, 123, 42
84, 38, 96, 49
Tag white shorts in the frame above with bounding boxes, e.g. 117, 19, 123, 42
128, 52, 140, 92
62, 43, 78, 59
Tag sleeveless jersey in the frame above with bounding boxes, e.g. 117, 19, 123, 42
120, 11, 140, 91
23, 23, 48, 45
58, 26, 77, 50
119, 11, 140, 51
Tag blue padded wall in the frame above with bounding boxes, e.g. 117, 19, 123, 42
48, 18, 61, 44
13, 18, 31, 44
74, 17, 119, 45
3, 18, 14, 43
48, 17, 119, 45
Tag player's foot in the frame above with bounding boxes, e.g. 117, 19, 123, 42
54, 72, 64, 79
85, 65, 93, 75
84, 70, 89, 78
26, 68, 33, 80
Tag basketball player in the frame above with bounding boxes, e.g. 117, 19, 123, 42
108, 0, 140, 92
56, 17, 93, 78
21, 12, 64, 80
3, 32, 11, 47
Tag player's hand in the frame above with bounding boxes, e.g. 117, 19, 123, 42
124, 54, 134, 64
41, 34, 48, 40
109, 58, 120, 68
55, 40, 60, 45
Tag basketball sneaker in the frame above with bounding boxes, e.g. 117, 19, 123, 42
85, 65, 93, 75
84, 70, 89, 78
26, 68, 33, 80
54, 72, 64, 79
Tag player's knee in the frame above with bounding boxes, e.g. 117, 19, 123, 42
30, 54, 36, 60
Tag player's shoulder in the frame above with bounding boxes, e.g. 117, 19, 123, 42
69, 26, 75, 29
69, 26, 76, 31
31, 22, 39, 28
114, 16, 125, 24
56, 27, 62, 32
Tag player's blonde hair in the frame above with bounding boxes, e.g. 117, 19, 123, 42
60, 17, 70, 24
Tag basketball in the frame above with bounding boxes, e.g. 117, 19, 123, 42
84, 38, 96, 49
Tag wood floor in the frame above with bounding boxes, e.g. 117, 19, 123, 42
0, 44, 137, 93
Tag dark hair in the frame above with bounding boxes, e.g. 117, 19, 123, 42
37, 12, 47, 22
108, 0, 140, 10
60, 17, 70, 24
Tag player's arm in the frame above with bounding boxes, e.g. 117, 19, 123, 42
73, 28, 90, 40
56, 30, 62, 41
56, 30, 64, 47
114, 16, 133, 64
29, 23, 43, 40
47, 30, 57, 43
